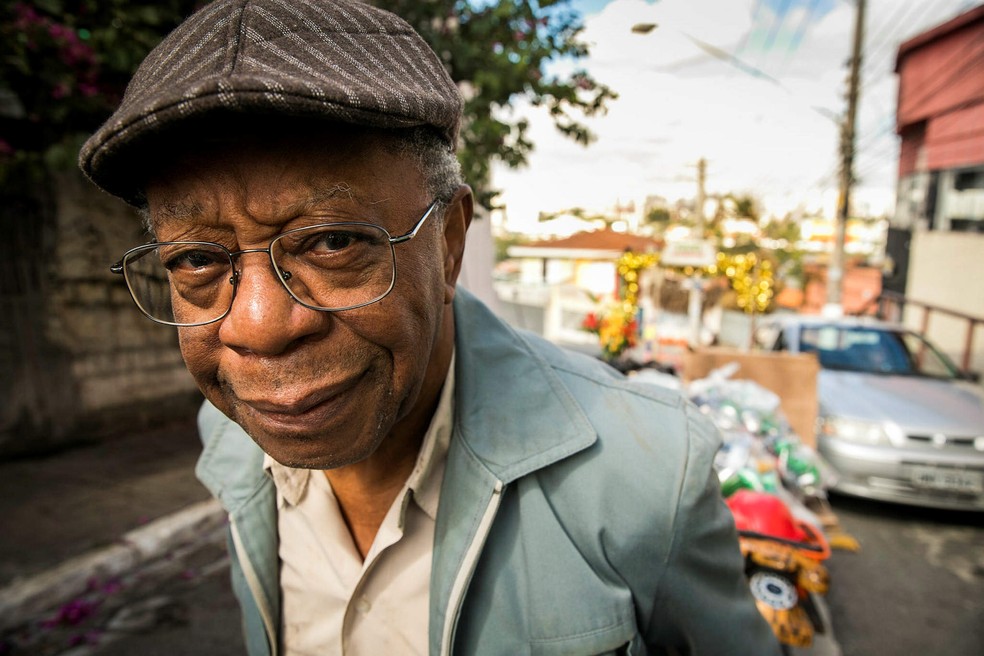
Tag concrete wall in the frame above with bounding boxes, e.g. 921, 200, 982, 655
904, 230, 984, 375
0, 169, 199, 456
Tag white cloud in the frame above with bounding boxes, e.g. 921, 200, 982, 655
491, 0, 971, 233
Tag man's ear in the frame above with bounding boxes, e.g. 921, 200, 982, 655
441, 184, 474, 304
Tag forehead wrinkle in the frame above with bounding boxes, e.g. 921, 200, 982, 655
274, 182, 389, 223
151, 198, 208, 234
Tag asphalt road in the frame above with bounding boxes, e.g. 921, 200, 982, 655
823, 493, 984, 656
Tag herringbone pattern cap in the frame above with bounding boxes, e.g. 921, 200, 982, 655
79, 0, 462, 204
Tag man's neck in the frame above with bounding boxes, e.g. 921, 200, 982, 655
323, 312, 455, 559
323, 460, 417, 559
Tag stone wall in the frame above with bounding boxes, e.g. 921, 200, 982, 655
0, 168, 200, 456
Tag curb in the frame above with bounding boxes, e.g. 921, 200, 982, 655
0, 499, 225, 633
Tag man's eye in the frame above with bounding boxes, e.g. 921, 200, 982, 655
162, 249, 226, 271
315, 231, 358, 252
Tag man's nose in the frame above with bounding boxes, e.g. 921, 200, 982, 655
217, 253, 327, 355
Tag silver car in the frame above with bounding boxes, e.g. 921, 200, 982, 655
756, 316, 984, 511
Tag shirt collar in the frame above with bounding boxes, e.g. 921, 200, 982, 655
263, 453, 310, 508
263, 353, 455, 519
405, 353, 454, 520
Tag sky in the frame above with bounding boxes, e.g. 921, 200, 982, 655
491, 0, 980, 233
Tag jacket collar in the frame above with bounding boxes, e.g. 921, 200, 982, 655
450, 288, 598, 483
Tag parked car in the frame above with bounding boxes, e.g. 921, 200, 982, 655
754, 316, 984, 511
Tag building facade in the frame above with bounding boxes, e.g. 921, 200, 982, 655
890, 4, 984, 375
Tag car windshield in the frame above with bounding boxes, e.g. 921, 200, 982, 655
798, 325, 961, 379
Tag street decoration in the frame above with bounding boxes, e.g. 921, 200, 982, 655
708, 252, 776, 314
580, 251, 657, 362
581, 248, 777, 361
581, 301, 639, 362
616, 251, 660, 306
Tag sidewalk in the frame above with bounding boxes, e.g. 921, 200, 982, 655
0, 415, 223, 633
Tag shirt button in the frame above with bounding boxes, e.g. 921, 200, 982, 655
356, 597, 371, 614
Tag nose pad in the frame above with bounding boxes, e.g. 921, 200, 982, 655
218, 254, 326, 355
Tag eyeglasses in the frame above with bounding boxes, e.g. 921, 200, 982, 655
111, 201, 440, 327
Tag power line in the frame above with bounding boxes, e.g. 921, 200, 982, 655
901, 37, 984, 111
860, 0, 921, 74
826, 36, 984, 190
862, 0, 954, 79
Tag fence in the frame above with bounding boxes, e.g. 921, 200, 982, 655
859, 290, 983, 377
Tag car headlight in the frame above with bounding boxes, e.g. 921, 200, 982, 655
820, 416, 893, 446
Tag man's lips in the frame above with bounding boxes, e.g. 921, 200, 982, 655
235, 374, 363, 423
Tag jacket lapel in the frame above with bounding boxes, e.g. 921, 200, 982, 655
450, 289, 599, 483
429, 289, 600, 654
196, 402, 279, 654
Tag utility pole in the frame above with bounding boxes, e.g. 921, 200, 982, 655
826, 0, 866, 316
687, 157, 708, 347
695, 157, 707, 236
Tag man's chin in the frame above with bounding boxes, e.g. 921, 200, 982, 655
227, 399, 385, 470
246, 423, 379, 470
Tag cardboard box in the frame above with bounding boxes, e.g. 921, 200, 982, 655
684, 347, 820, 447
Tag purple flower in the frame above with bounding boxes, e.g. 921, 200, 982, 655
44, 598, 99, 627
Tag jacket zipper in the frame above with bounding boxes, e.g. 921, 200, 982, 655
231, 519, 279, 656
440, 479, 504, 656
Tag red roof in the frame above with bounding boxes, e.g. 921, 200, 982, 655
525, 229, 662, 252
895, 4, 984, 71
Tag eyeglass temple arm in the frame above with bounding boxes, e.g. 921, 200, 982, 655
111, 247, 156, 275
389, 202, 438, 245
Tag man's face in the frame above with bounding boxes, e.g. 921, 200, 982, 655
146, 129, 468, 469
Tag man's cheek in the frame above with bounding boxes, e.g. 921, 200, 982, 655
177, 326, 222, 384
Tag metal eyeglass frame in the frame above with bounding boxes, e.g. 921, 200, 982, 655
110, 200, 440, 327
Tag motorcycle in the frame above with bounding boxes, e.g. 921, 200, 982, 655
726, 489, 831, 652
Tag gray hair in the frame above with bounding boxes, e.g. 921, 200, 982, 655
390, 126, 463, 207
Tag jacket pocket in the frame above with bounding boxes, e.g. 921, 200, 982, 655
529, 617, 637, 656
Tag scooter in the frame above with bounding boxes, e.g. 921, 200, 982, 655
726, 489, 831, 652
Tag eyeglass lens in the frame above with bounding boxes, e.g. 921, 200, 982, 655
123, 224, 397, 326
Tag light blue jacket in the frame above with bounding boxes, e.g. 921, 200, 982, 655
196, 289, 781, 655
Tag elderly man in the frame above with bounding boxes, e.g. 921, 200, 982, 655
80, 1, 781, 654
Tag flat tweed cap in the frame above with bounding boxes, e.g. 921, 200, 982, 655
79, 0, 462, 204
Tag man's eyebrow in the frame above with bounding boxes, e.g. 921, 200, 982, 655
150, 183, 368, 231
144, 199, 207, 237
306, 182, 355, 206
151, 200, 206, 226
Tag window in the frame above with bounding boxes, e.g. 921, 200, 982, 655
798, 325, 959, 379
954, 168, 984, 191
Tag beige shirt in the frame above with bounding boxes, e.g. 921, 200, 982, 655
264, 361, 455, 656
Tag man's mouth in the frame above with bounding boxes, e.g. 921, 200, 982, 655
234, 373, 365, 431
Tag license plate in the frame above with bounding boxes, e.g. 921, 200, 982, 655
910, 466, 984, 493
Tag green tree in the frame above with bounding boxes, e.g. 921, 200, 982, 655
538, 206, 617, 229
373, 0, 616, 208
762, 216, 802, 244
1, 1, 202, 171
644, 207, 670, 228
495, 233, 528, 263
731, 194, 759, 220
